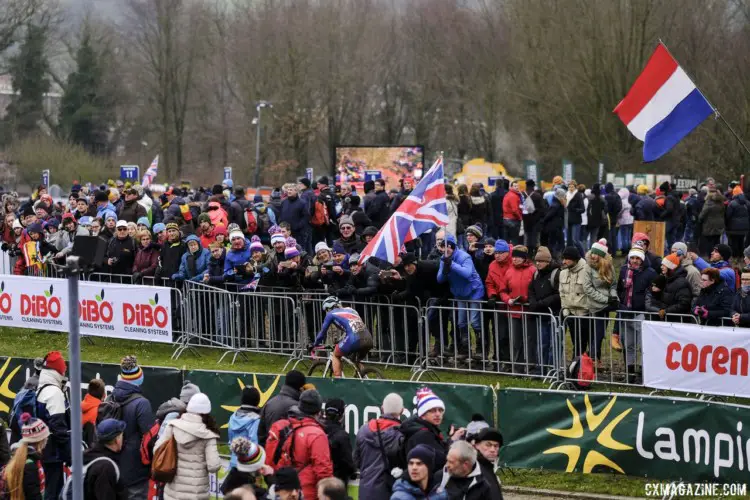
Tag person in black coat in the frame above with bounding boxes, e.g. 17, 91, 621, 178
693, 268, 733, 326
567, 185, 585, 246
527, 246, 560, 371
364, 179, 390, 229
726, 193, 750, 259
587, 184, 606, 250
155, 223, 187, 282
542, 191, 566, 257
732, 269, 750, 327
106, 221, 137, 276
489, 181, 506, 239
84, 419, 127, 500
322, 399, 355, 487
470, 428, 504, 500
400, 394, 454, 473
257, 370, 305, 446
604, 183, 622, 251
522, 180, 544, 254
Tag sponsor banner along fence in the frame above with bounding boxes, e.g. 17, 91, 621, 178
0, 357, 495, 447
498, 388, 750, 484
643, 321, 750, 398
0, 275, 173, 343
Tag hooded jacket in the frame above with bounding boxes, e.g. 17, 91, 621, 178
156, 239, 187, 280
634, 195, 658, 221
156, 412, 221, 500
484, 256, 512, 300
699, 193, 726, 236
502, 189, 522, 222
96, 202, 117, 219
172, 235, 210, 280
155, 397, 186, 439
83, 443, 127, 500
559, 258, 588, 316
498, 260, 536, 317
228, 405, 261, 467
528, 264, 561, 314
355, 416, 404, 500
264, 413, 333, 500
204, 248, 226, 284
726, 194, 750, 234
258, 384, 301, 446
35, 369, 70, 464
119, 198, 147, 223
81, 393, 101, 427
437, 235, 484, 300
111, 379, 154, 486
434, 461, 491, 500
617, 188, 634, 226
646, 266, 693, 316
693, 281, 733, 326
694, 257, 737, 292
391, 478, 449, 500
542, 196, 565, 231
223, 238, 253, 285
323, 418, 355, 486
280, 194, 311, 233
681, 257, 703, 298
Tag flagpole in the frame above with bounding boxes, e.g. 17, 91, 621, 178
659, 40, 750, 157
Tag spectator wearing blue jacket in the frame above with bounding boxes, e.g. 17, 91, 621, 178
279, 184, 312, 254
228, 387, 262, 467
691, 244, 737, 292
94, 190, 117, 219
437, 233, 485, 358
172, 234, 210, 280
224, 229, 253, 285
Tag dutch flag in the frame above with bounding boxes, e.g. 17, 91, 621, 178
614, 43, 714, 162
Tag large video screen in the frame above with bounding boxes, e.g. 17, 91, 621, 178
335, 145, 425, 191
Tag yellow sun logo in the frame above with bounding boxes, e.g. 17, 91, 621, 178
543, 394, 632, 474
0, 358, 21, 414
219, 374, 281, 429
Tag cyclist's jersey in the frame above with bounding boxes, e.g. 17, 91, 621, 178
314, 307, 367, 348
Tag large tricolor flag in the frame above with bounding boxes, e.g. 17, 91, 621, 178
358, 157, 449, 264
614, 43, 714, 162
141, 155, 159, 188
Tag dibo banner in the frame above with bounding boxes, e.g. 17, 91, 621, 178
643, 321, 750, 398
0, 275, 173, 343
498, 388, 750, 483
186, 369, 496, 444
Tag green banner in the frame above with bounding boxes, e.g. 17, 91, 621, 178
0, 357, 182, 422
186, 369, 496, 444
498, 388, 750, 484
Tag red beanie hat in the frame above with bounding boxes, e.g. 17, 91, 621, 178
44, 351, 66, 375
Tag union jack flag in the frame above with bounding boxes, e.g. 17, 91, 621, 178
141, 155, 159, 188
359, 157, 449, 264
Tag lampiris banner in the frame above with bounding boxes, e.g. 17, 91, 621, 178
0, 275, 173, 343
498, 388, 750, 483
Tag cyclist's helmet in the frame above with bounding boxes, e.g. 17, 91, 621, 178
322, 296, 341, 312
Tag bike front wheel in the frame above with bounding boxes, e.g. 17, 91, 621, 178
358, 366, 384, 379
307, 360, 332, 378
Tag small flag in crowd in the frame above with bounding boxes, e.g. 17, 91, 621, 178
358, 157, 449, 265
142, 155, 159, 187
614, 43, 714, 162
242, 274, 261, 291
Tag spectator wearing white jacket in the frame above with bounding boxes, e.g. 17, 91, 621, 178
617, 188, 634, 254
155, 393, 221, 500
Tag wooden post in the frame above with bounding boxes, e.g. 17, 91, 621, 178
633, 220, 666, 257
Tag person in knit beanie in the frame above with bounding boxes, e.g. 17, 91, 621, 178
111, 354, 155, 497
2, 413, 50, 500
465, 224, 483, 252
220, 437, 271, 496
228, 387, 262, 468
400, 387, 461, 473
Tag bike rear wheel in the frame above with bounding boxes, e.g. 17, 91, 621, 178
307, 360, 332, 378
359, 366, 384, 379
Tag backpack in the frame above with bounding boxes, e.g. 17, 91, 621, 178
60, 457, 119, 500
268, 422, 317, 471
151, 434, 178, 482
140, 419, 162, 466
97, 393, 143, 424
244, 208, 258, 234
257, 211, 271, 235
523, 195, 535, 215
9, 385, 55, 441
0, 458, 45, 499
311, 198, 329, 227
568, 353, 595, 389
533, 268, 559, 289
375, 421, 406, 487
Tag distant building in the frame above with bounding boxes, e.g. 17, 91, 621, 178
0, 74, 62, 120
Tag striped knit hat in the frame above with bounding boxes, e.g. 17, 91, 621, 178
662, 253, 681, 271
231, 437, 266, 473
271, 232, 286, 246
120, 355, 144, 386
416, 387, 445, 417
591, 238, 608, 257
628, 247, 645, 261
249, 235, 264, 253
20, 412, 50, 443
284, 238, 300, 258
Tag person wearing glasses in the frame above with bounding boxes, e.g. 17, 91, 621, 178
731, 269, 750, 327
106, 220, 137, 275
693, 267, 732, 326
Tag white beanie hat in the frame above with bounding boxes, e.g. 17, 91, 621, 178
416, 387, 445, 417
229, 230, 244, 241
187, 393, 211, 414
315, 241, 331, 254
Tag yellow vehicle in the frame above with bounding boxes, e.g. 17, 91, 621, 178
452, 158, 553, 193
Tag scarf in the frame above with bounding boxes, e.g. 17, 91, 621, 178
623, 264, 637, 309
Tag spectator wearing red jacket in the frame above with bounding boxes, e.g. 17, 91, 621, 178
265, 390, 333, 500
499, 246, 537, 373
484, 239, 513, 368
502, 181, 523, 244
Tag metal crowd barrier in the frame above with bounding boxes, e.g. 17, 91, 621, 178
561, 312, 699, 389
424, 299, 561, 383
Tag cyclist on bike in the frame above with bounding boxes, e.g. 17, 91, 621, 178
312, 296, 373, 377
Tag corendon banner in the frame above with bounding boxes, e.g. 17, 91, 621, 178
642, 321, 750, 398
0, 275, 172, 343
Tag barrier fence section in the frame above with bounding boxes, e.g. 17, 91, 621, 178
561, 312, 699, 389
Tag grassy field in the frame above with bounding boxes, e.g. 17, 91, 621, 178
0, 326, 731, 499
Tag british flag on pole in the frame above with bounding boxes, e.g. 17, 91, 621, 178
358, 157, 449, 265
141, 155, 159, 188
